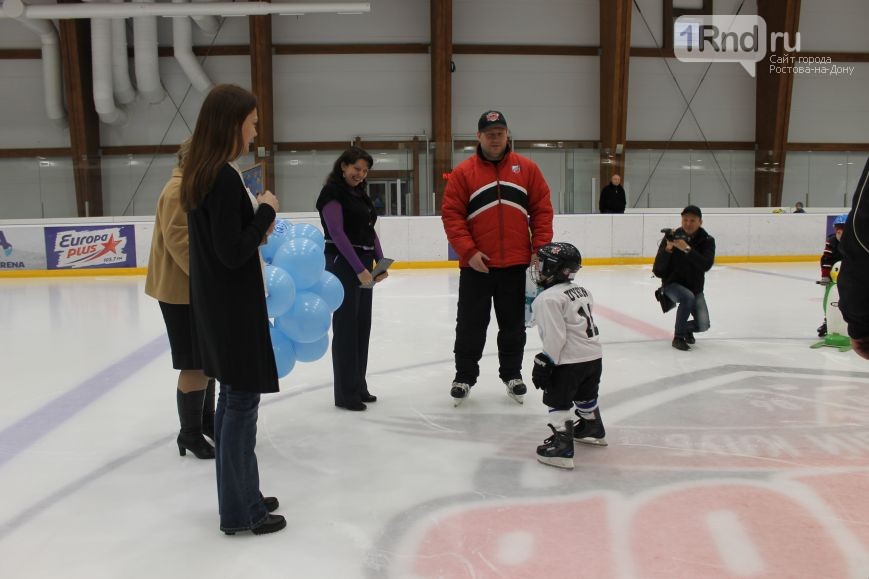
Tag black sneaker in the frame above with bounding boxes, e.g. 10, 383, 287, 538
685, 333, 696, 345
263, 496, 279, 513
536, 420, 575, 469
573, 408, 608, 446
223, 514, 286, 536
672, 336, 691, 351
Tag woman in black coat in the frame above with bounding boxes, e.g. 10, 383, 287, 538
181, 84, 284, 536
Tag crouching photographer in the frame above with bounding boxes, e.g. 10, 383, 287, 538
652, 205, 716, 351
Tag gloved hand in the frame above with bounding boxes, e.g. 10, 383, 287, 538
532, 352, 554, 391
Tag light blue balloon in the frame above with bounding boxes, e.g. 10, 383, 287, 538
269, 323, 296, 378
265, 264, 296, 318
260, 219, 293, 264
310, 270, 344, 312
275, 291, 331, 343
271, 238, 325, 290
291, 223, 325, 249
293, 334, 329, 363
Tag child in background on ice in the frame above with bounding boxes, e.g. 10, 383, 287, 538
817, 214, 848, 337
530, 242, 607, 470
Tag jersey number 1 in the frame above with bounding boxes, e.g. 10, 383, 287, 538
578, 305, 599, 338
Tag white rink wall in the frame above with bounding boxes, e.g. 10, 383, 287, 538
0, 209, 841, 271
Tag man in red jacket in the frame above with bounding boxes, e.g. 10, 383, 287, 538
442, 110, 554, 406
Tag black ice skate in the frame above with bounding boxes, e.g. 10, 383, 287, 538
573, 408, 608, 446
451, 382, 471, 407
817, 322, 828, 337
536, 420, 575, 470
504, 378, 527, 404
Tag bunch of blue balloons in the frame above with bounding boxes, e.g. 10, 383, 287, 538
261, 220, 344, 378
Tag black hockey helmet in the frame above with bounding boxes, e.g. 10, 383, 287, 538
534, 242, 582, 286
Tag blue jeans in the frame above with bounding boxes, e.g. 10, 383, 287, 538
214, 384, 268, 532
662, 283, 710, 338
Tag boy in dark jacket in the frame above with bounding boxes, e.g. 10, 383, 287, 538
816, 214, 847, 337
653, 205, 716, 351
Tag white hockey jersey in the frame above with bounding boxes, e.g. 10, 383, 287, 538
531, 281, 603, 365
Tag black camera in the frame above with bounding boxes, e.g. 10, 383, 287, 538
661, 228, 688, 242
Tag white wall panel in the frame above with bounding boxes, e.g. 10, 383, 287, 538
0, 158, 77, 219
454, 0, 598, 45
0, 19, 46, 49
799, 0, 869, 52
375, 217, 410, 261
452, 55, 599, 139
0, 61, 70, 148
627, 58, 755, 141
783, 152, 869, 209
789, 64, 869, 143
101, 155, 177, 217
274, 151, 341, 213
274, 54, 430, 141
101, 56, 250, 147
630, 0, 757, 49
631, 0, 663, 48
273, 0, 429, 44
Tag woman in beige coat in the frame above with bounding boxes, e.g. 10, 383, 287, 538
145, 141, 215, 459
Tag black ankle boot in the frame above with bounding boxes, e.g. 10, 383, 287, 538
202, 379, 216, 441
177, 389, 215, 459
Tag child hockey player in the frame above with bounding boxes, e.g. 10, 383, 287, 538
817, 214, 848, 337
531, 242, 606, 470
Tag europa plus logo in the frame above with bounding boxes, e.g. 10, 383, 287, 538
674, 15, 801, 77
44, 225, 137, 269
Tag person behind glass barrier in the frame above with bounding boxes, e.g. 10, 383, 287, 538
599, 174, 626, 214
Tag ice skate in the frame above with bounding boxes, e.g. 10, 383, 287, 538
450, 382, 471, 407
504, 378, 527, 404
573, 408, 607, 446
536, 420, 575, 469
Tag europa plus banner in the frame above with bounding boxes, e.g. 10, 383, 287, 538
44, 225, 137, 269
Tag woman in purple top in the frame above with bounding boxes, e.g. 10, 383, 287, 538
316, 147, 388, 411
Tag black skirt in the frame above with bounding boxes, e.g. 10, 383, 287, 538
158, 301, 201, 370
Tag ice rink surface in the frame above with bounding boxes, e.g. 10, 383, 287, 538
1, 262, 868, 578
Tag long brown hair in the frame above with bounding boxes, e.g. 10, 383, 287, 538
180, 84, 257, 211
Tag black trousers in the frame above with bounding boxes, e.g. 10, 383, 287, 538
453, 265, 527, 385
541, 358, 602, 411
326, 250, 373, 406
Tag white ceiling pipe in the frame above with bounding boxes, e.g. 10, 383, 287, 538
173, 0, 212, 92
91, 16, 126, 124
0, 0, 371, 19
10, 15, 66, 126
190, 0, 219, 34
132, 0, 164, 103
110, 0, 137, 104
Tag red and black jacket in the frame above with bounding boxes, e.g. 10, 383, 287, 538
441, 146, 554, 268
